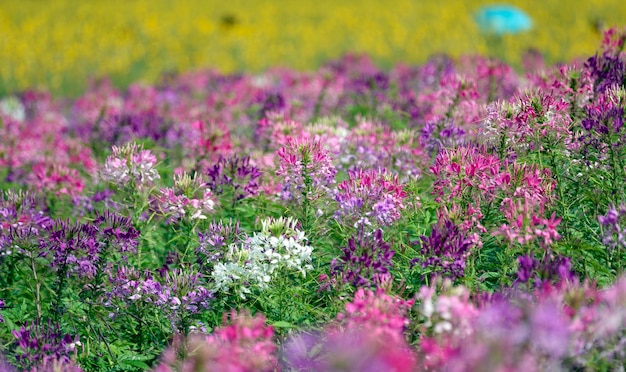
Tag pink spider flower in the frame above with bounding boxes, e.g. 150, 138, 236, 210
284, 288, 417, 372
30, 162, 85, 197
153, 173, 216, 221
256, 112, 310, 151
495, 197, 561, 248
276, 137, 336, 204
101, 142, 160, 188
155, 310, 277, 372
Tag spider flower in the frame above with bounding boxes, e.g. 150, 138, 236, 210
100, 142, 160, 188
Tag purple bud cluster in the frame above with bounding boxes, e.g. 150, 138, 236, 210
164, 269, 213, 314
330, 229, 394, 288
580, 86, 625, 135
516, 254, 576, 287
107, 265, 212, 321
44, 212, 139, 278
11, 321, 80, 370
420, 119, 466, 157
411, 219, 473, 281
197, 220, 243, 264
585, 52, 625, 94
598, 204, 626, 250
0, 191, 51, 256
72, 189, 118, 217
206, 155, 262, 203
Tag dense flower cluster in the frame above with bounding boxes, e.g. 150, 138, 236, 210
0, 191, 51, 256
334, 168, 406, 230
206, 155, 262, 204
586, 45, 626, 94
1, 26, 626, 372
516, 253, 575, 286
411, 219, 474, 281
11, 321, 81, 370
153, 172, 216, 221
100, 142, 160, 188
330, 228, 394, 288
416, 276, 626, 370
197, 219, 243, 264
276, 137, 336, 204
107, 266, 212, 328
44, 213, 139, 279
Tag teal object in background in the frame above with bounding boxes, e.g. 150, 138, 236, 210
474, 5, 533, 35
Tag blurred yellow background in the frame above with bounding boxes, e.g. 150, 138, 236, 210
1, 0, 624, 95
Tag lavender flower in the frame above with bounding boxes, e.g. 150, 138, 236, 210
0, 191, 51, 257
598, 204, 626, 250
348, 71, 390, 105
206, 155, 262, 204
0, 191, 51, 233
108, 266, 169, 307
420, 119, 466, 157
44, 212, 139, 279
72, 189, 118, 217
197, 219, 243, 264
585, 52, 626, 94
164, 269, 212, 313
580, 86, 625, 134
11, 321, 80, 370
106, 265, 203, 333
330, 229, 394, 288
516, 254, 575, 287
410, 219, 473, 281
102, 113, 170, 145
258, 91, 286, 117
334, 168, 406, 231
597, 205, 626, 274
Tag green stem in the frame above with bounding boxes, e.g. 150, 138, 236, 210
549, 149, 568, 240
52, 249, 70, 322
301, 158, 313, 232
180, 220, 200, 264
608, 131, 620, 203
29, 253, 42, 322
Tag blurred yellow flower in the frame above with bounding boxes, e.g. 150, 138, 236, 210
0, 0, 624, 95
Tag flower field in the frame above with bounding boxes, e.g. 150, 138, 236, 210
1, 13, 626, 371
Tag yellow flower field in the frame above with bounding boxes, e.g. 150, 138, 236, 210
1, 0, 624, 95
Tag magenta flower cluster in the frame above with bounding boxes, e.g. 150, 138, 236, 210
334, 168, 407, 230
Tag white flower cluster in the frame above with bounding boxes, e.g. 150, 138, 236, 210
211, 217, 313, 299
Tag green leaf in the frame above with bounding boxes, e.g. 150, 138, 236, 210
271, 321, 295, 328
120, 359, 151, 370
